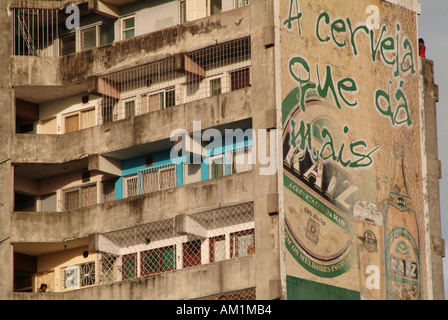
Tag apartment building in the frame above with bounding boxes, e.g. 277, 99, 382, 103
0, 0, 444, 300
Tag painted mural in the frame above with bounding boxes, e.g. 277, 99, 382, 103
280, 0, 423, 299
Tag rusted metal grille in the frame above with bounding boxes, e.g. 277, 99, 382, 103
99, 37, 251, 123
97, 202, 254, 285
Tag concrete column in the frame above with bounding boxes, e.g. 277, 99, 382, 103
0, 2, 14, 299
250, 0, 282, 300
419, 57, 445, 300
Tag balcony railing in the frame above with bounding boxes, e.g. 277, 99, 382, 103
31, 202, 255, 294
97, 202, 255, 284
98, 37, 251, 125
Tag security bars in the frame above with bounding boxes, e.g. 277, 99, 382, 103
13, 8, 59, 57
97, 202, 255, 285
99, 37, 251, 124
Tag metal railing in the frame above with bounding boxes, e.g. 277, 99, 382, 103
12, 8, 59, 57
99, 37, 251, 124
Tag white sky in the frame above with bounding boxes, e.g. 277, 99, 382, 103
418, 0, 448, 299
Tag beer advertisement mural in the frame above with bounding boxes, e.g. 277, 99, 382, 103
280, 0, 424, 299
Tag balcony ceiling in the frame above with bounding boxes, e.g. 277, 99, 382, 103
14, 83, 88, 104
14, 238, 89, 256
101, 0, 141, 6
14, 158, 88, 180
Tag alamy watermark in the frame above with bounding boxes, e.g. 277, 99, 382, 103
170, 121, 278, 176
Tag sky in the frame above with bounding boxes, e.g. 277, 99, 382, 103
417, 0, 448, 299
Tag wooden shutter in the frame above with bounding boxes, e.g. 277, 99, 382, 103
65, 114, 79, 133
41, 117, 57, 134
81, 108, 95, 129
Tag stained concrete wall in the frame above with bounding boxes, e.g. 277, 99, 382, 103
11, 171, 254, 244
11, 255, 255, 300
419, 57, 445, 300
0, 0, 14, 299
12, 88, 252, 164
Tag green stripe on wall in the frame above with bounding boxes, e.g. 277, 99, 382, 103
286, 275, 360, 300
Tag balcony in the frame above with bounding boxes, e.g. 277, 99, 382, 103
11, 172, 256, 296
12, 169, 254, 248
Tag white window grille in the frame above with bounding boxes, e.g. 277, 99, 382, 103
123, 175, 138, 198
139, 163, 177, 194
97, 202, 254, 285
62, 262, 96, 290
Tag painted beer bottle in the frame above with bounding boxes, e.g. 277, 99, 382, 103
384, 155, 420, 300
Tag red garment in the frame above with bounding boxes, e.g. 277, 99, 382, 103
419, 43, 426, 58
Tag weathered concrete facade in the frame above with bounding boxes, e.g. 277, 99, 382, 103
1, 0, 444, 300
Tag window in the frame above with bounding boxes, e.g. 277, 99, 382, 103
231, 67, 251, 91
102, 99, 116, 123
165, 87, 176, 108
60, 22, 114, 56
65, 114, 79, 133
231, 229, 255, 258
122, 16, 135, 40
186, 0, 207, 21
124, 175, 138, 198
148, 92, 163, 112
227, 145, 253, 174
183, 239, 202, 268
209, 0, 222, 15
140, 164, 176, 194
125, 100, 136, 119
210, 78, 222, 96
99, 22, 114, 46
102, 180, 116, 203
210, 154, 224, 179
235, 0, 250, 8
64, 189, 80, 210
80, 108, 96, 129
60, 32, 76, 56
210, 235, 226, 262
81, 27, 96, 51
179, 0, 187, 24
64, 108, 96, 133
122, 253, 137, 280
62, 262, 96, 290
41, 192, 57, 212
141, 246, 176, 275
41, 117, 57, 134
64, 184, 97, 210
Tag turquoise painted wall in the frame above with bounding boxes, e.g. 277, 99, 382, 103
115, 132, 253, 200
